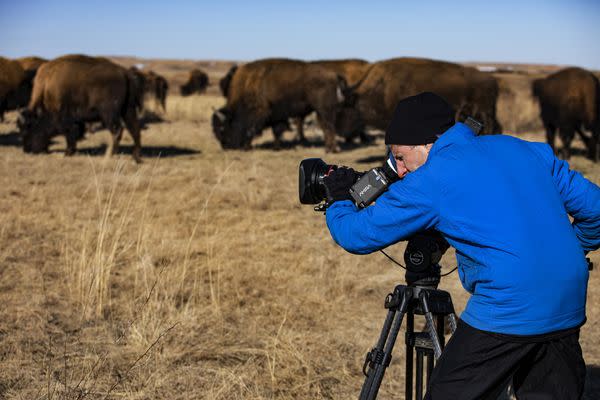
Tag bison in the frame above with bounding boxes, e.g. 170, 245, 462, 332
216, 59, 372, 147
180, 68, 209, 96
219, 65, 238, 98
18, 55, 145, 163
16, 56, 47, 74
532, 67, 599, 161
217, 64, 297, 144
303, 59, 371, 143
0, 57, 35, 121
212, 58, 351, 152
143, 70, 169, 112
337, 57, 502, 137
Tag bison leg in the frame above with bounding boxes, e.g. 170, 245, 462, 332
123, 109, 142, 163
65, 123, 83, 156
544, 123, 557, 155
105, 125, 123, 160
591, 125, 600, 162
316, 110, 340, 153
558, 124, 575, 160
360, 131, 373, 144
271, 122, 288, 150
293, 117, 307, 144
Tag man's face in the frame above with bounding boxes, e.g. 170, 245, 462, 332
390, 144, 433, 178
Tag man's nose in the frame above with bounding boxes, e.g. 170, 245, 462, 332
397, 163, 408, 177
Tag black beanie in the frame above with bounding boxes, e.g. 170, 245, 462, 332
385, 92, 456, 145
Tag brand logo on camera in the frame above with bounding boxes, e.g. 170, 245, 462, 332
359, 185, 373, 196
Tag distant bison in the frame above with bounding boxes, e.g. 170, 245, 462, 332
212, 58, 350, 152
143, 70, 169, 112
16, 56, 47, 74
337, 57, 502, 137
180, 68, 209, 96
0, 57, 35, 121
533, 67, 599, 161
18, 55, 145, 162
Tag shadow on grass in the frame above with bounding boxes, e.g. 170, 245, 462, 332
66, 144, 200, 158
0, 131, 21, 147
253, 133, 381, 152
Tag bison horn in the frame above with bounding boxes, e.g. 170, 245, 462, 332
214, 109, 226, 122
336, 86, 345, 103
17, 109, 29, 125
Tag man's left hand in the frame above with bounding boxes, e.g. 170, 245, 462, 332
323, 167, 358, 204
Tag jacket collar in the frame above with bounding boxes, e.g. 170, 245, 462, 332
429, 122, 475, 157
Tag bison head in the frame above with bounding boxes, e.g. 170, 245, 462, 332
211, 107, 255, 150
18, 109, 51, 153
180, 70, 208, 96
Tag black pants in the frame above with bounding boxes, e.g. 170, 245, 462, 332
424, 320, 586, 400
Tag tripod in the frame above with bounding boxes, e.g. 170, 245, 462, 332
359, 271, 457, 400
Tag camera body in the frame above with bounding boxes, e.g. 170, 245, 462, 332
299, 153, 399, 209
350, 156, 399, 208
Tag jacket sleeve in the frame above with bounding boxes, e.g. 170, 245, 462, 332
325, 169, 439, 254
533, 143, 600, 252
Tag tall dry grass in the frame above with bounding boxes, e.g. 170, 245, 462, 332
0, 86, 599, 400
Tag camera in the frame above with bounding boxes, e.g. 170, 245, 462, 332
299, 151, 400, 209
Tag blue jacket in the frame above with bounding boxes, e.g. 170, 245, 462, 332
326, 122, 600, 335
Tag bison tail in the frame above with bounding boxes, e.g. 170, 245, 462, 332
125, 70, 144, 116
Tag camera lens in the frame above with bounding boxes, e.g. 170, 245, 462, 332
299, 158, 331, 204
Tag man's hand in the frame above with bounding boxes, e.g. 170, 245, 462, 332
323, 167, 358, 204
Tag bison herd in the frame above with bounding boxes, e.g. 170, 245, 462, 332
0, 54, 598, 163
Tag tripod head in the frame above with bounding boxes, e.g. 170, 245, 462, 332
403, 232, 448, 287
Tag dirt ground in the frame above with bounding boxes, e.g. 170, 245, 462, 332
0, 62, 599, 399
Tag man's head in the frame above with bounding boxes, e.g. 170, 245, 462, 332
390, 144, 434, 178
385, 92, 455, 177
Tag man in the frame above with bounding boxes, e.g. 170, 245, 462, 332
323, 92, 600, 399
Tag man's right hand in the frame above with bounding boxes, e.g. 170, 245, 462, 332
323, 167, 358, 204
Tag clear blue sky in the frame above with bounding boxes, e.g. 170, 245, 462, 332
1, 0, 599, 69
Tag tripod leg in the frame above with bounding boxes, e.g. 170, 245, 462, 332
416, 350, 424, 400
360, 288, 411, 400
406, 311, 414, 400
448, 313, 458, 333
360, 306, 397, 399
426, 352, 434, 387
424, 311, 443, 359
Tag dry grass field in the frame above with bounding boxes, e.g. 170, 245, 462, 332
0, 60, 599, 399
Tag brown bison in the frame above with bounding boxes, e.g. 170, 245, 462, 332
212, 58, 350, 152
219, 65, 238, 98
311, 59, 370, 87
143, 70, 168, 111
217, 64, 296, 144
303, 59, 371, 143
216, 60, 371, 146
180, 68, 209, 95
0, 57, 35, 121
532, 67, 599, 161
16, 56, 47, 74
337, 57, 502, 137
18, 55, 145, 162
